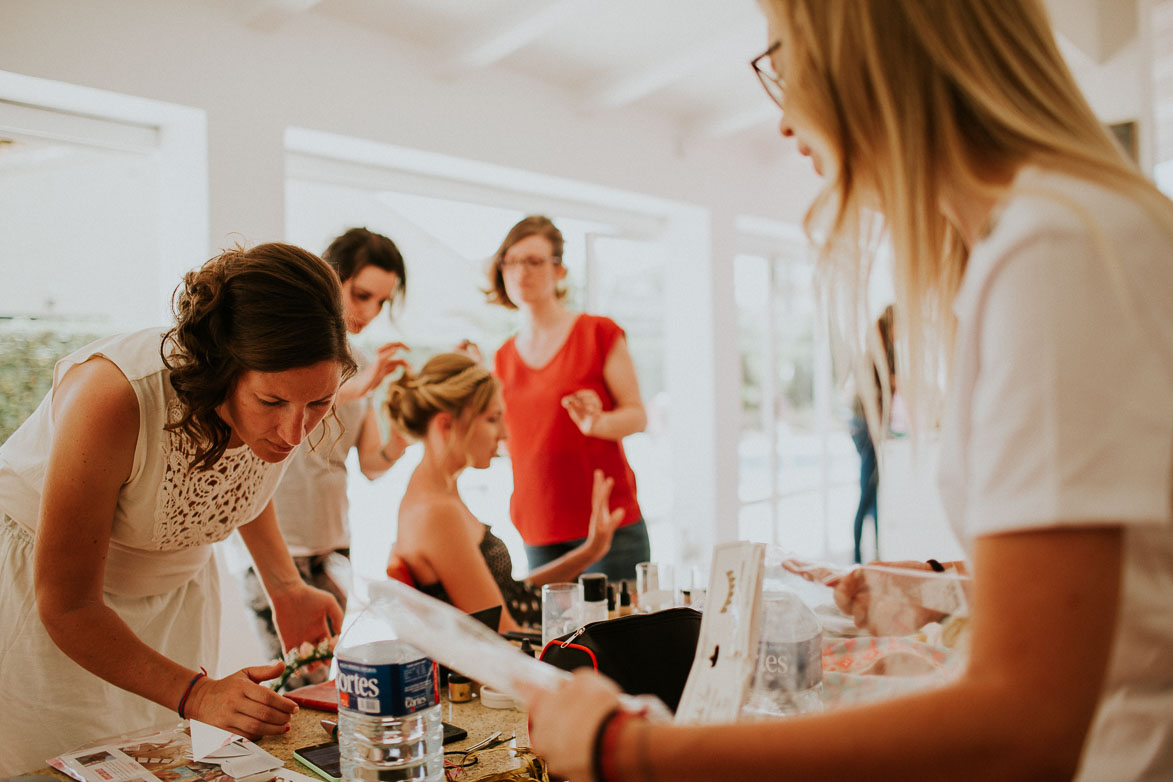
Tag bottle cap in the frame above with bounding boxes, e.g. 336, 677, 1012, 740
607, 584, 616, 611
519, 639, 535, 657
619, 580, 631, 606
580, 573, 607, 602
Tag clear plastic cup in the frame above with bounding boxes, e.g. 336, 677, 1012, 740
635, 562, 675, 613
541, 582, 584, 648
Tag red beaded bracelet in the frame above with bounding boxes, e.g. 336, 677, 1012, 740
178, 667, 208, 719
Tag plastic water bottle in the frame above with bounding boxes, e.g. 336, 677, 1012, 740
336, 639, 443, 782
741, 587, 824, 719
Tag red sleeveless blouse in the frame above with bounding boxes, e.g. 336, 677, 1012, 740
493, 314, 642, 546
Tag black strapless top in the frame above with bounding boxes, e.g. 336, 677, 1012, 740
417, 525, 541, 627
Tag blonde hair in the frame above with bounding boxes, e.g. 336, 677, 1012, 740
385, 353, 499, 442
762, 0, 1173, 433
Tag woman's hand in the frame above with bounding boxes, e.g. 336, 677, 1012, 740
561, 389, 604, 435
270, 583, 344, 657
584, 469, 625, 559
524, 670, 625, 781
337, 341, 409, 405
832, 560, 947, 634
454, 339, 484, 365
186, 662, 298, 738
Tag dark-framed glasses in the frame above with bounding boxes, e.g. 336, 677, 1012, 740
499, 255, 558, 271
751, 40, 785, 109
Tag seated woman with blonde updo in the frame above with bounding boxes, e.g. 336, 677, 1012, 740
385, 353, 624, 633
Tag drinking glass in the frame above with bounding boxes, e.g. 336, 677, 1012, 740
635, 562, 675, 613
541, 582, 584, 648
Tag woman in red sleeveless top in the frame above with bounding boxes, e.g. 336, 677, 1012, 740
489, 216, 651, 582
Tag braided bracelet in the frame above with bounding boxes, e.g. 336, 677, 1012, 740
178, 667, 208, 719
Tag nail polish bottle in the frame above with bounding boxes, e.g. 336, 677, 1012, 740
618, 581, 633, 616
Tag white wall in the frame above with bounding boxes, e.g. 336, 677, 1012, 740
0, 0, 818, 248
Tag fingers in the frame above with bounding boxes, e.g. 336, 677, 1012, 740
188, 671, 298, 739
608, 507, 626, 529
375, 341, 409, 356
832, 569, 865, 616
245, 660, 286, 684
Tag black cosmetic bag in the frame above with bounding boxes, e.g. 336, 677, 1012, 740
538, 607, 702, 712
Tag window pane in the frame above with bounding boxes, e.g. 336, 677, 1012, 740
735, 253, 771, 504
1, 132, 164, 444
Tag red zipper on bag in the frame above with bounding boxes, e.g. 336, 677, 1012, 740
539, 641, 599, 671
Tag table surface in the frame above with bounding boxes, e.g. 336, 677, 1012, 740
28, 694, 534, 782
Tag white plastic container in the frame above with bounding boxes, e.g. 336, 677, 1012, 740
335, 639, 443, 782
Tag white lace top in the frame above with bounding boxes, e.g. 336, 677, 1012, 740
0, 328, 288, 597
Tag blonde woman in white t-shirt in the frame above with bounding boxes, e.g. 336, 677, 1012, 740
522, 2, 1173, 781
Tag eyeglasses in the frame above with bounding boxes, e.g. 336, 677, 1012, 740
751, 40, 784, 109
499, 256, 558, 271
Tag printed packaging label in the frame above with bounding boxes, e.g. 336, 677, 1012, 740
336, 656, 437, 717
753, 634, 822, 692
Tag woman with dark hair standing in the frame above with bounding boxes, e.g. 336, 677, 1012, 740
0, 243, 352, 774
488, 216, 650, 582
244, 228, 410, 669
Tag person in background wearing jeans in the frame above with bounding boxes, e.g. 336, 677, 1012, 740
488, 215, 651, 582
523, 1, 1173, 780
849, 303, 896, 563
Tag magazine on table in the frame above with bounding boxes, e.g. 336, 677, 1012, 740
47, 722, 314, 782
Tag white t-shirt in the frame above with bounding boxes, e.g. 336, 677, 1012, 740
937, 168, 1173, 781
275, 343, 370, 556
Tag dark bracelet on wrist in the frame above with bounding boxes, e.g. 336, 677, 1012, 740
591, 708, 622, 782
178, 667, 208, 719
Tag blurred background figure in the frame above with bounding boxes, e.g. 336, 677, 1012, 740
849, 303, 896, 563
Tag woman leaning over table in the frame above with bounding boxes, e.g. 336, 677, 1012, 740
386, 353, 623, 633
0, 243, 351, 774
525, 1, 1173, 781
488, 216, 650, 582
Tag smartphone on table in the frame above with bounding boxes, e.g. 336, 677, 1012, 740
293, 725, 469, 781
293, 741, 341, 782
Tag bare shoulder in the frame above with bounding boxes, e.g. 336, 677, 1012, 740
400, 491, 478, 545
52, 356, 139, 431
45, 355, 140, 494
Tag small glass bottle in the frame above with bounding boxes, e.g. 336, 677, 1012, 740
579, 573, 609, 624
618, 581, 633, 616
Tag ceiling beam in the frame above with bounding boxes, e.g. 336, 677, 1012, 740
240, 0, 323, 32
439, 0, 591, 75
583, 28, 760, 112
1044, 0, 1137, 62
691, 101, 778, 140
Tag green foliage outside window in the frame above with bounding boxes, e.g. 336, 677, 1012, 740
0, 324, 102, 445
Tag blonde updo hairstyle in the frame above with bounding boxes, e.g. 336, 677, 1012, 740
385, 353, 499, 456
